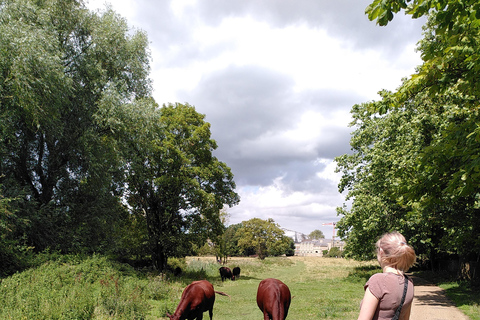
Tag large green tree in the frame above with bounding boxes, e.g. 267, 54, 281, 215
104, 101, 239, 270
236, 218, 291, 259
0, 0, 151, 253
336, 0, 480, 269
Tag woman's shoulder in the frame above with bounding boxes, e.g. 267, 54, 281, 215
367, 272, 388, 281
367, 272, 403, 283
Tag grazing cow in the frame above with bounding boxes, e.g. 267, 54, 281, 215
257, 278, 291, 320
219, 266, 234, 281
232, 267, 241, 279
174, 266, 182, 276
166, 280, 229, 320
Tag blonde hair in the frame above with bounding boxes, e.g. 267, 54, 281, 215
376, 231, 416, 272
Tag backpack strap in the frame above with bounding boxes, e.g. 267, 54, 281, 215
392, 274, 409, 320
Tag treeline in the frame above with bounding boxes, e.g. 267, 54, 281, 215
198, 218, 296, 261
0, 0, 239, 276
336, 0, 480, 280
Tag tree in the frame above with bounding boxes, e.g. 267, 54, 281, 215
115, 102, 239, 270
285, 237, 296, 256
0, 182, 30, 276
335, 1, 480, 270
324, 247, 344, 258
236, 218, 291, 259
309, 230, 325, 240
221, 223, 243, 257
0, 0, 151, 253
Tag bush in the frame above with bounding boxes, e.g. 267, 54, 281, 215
325, 247, 345, 258
0, 255, 153, 319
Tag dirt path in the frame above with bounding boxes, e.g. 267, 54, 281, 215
410, 276, 470, 320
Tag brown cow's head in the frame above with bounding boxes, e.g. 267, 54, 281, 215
166, 313, 179, 320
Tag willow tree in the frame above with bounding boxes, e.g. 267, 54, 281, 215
0, 0, 151, 253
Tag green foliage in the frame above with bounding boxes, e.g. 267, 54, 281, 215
0, 0, 151, 255
309, 229, 325, 239
224, 223, 243, 256
235, 218, 291, 259
324, 247, 345, 258
0, 183, 30, 276
337, 0, 480, 269
285, 237, 296, 256
0, 0, 239, 275
0, 255, 154, 319
113, 102, 239, 269
415, 270, 480, 320
196, 242, 216, 256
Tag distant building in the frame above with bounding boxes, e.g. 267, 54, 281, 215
294, 238, 345, 257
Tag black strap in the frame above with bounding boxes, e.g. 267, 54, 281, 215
392, 274, 409, 320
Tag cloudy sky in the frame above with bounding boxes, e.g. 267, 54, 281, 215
86, 0, 426, 238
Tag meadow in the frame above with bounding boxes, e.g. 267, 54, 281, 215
0, 255, 478, 319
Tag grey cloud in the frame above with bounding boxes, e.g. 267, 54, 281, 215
180, 65, 354, 191
186, 65, 299, 140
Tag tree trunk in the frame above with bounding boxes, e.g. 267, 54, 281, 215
152, 242, 167, 271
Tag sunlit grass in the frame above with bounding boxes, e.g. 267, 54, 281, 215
1, 255, 477, 319
157, 256, 379, 320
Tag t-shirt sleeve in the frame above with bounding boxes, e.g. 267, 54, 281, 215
364, 274, 385, 300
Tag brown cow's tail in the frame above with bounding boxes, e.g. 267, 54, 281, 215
215, 290, 231, 301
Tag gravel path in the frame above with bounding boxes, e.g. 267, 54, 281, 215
410, 276, 470, 320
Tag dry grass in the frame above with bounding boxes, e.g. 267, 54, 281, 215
293, 256, 378, 279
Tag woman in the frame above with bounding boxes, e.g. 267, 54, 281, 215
358, 231, 416, 320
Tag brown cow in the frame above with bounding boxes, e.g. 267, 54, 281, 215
166, 280, 229, 320
219, 266, 234, 281
257, 278, 291, 320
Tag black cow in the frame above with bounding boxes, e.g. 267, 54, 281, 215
219, 266, 234, 281
232, 267, 241, 279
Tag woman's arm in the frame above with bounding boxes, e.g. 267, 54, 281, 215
399, 302, 412, 320
357, 288, 379, 320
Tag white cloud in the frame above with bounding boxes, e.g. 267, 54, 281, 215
86, 0, 424, 236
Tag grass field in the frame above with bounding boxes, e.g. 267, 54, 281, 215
0, 255, 478, 319
153, 256, 380, 319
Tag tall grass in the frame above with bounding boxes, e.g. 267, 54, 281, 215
0, 255, 158, 319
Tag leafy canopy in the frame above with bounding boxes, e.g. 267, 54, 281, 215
236, 218, 291, 259
335, 0, 480, 266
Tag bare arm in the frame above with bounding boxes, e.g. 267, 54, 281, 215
357, 288, 379, 320
399, 302, 412, 320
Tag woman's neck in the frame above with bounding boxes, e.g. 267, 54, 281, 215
383, 266, 403, 275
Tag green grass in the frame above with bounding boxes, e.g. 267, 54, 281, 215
155, 256, 380, 320
1, 255, 478, 319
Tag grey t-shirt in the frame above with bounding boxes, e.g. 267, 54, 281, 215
362, 272, 414, 320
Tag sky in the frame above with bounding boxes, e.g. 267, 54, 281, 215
86, 0, 426, 239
